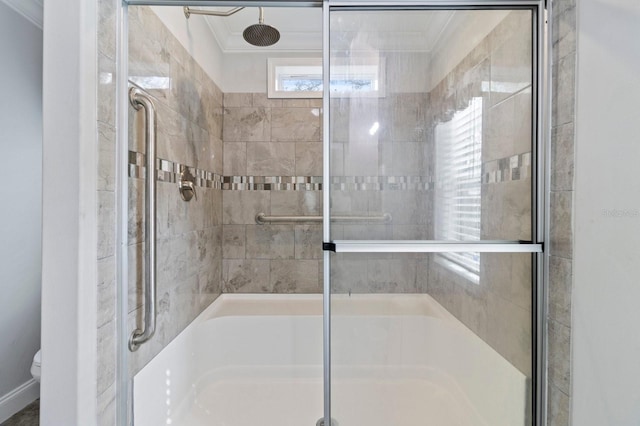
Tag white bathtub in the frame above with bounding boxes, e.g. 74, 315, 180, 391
134, 294, 527, 426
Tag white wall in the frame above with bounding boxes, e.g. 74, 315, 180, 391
222, 51, 433, 94
572, 0, 640, 425
149, 6, 317, 93
223, 51, 318, 93
0, 2, 42, 421
152, 7, 511, 95
41, 0, 98, 423
428, 10, 507, 90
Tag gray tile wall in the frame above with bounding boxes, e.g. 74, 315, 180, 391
222, 94, 324, 294
96, 0, 118, 423
548, 0, 576, 424
97, 1, 231, 421
92, 4, 576, 425
425, 11, 534, 378
329, 91, 432, 293
126, 6, 224, 378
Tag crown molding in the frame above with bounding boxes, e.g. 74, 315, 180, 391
204, 14, 322, 53
201, 11, 454, 54
0, 0, 43, 29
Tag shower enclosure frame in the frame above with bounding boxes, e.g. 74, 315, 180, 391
114, 1, 551, 425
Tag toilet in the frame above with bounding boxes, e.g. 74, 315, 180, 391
30, 350, 41, 382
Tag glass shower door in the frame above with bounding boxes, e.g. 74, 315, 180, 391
323, 2, 546, 425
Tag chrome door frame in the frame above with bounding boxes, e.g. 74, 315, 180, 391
321, 1, 550, 426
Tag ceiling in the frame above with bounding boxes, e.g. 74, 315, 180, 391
201, 7, 454, 53
203, 7, 323, 52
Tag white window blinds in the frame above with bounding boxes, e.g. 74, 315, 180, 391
435, 97, 483, 278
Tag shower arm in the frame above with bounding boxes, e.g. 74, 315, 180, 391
183, 6, 245, 19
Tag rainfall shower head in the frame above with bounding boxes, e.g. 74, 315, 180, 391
243, 7, 280, 47
184, 6, 280, 47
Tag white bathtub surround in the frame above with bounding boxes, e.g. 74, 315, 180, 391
134, 294, 527, 426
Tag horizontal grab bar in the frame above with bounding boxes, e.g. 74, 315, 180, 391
255, 213, 392, 224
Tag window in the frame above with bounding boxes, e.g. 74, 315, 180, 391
435, 97, 483, 282
267, 57, 385, 98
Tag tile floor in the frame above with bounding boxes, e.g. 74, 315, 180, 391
1, 400, 39, 426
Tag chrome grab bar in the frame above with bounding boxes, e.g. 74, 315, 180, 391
255, 213, 392, 225
129, 87, 157, 352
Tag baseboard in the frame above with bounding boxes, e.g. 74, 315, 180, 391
0, 379, 40, 423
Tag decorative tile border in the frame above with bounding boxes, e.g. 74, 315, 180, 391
223, 175, 322, 191
482, 152, 531, 184
330, 176, 434, 191
128, 151, 223, 189
222, 175, 434, 191
129, 150, 530, 191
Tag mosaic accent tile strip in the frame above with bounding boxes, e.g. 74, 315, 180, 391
330, 176, 434, 191
223, 175, 322, 191
222, 176, 436, 191
129, 150, 529, 191
128, 151, 223, 189
482, 152, 531, 184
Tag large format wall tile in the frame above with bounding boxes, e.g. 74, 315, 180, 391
97, 256, 116, 329
126, 6, 224, 380
222, 259, 271, 292
271, 107, 321, 142
98, 122, 116, 192
550, 191, 573, 258
222, 92, 325, 296
245, 225, 295, 259
425, 11, 535, 379
270, 260, 320, 293
223, 191, 271, 225
223, 142, 246, 175
547, 2, 577, 421
551, 122, 575, 192
223, 107, 271, 142
98, 191, 116, 260
549, 255, 572, 327
247, 142, 296, 176
295, 142, 323, 176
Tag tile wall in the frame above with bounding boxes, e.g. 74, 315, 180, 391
329, 92, 432, 294
547, 0, 576, 424
95, 4, 225, 424
424, 11, 533, 378
96, 0, 118, 423
220, 90, 433, 295
93, 4, 577, 425
126, 6, 224, 377
221, 94, 324, 294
